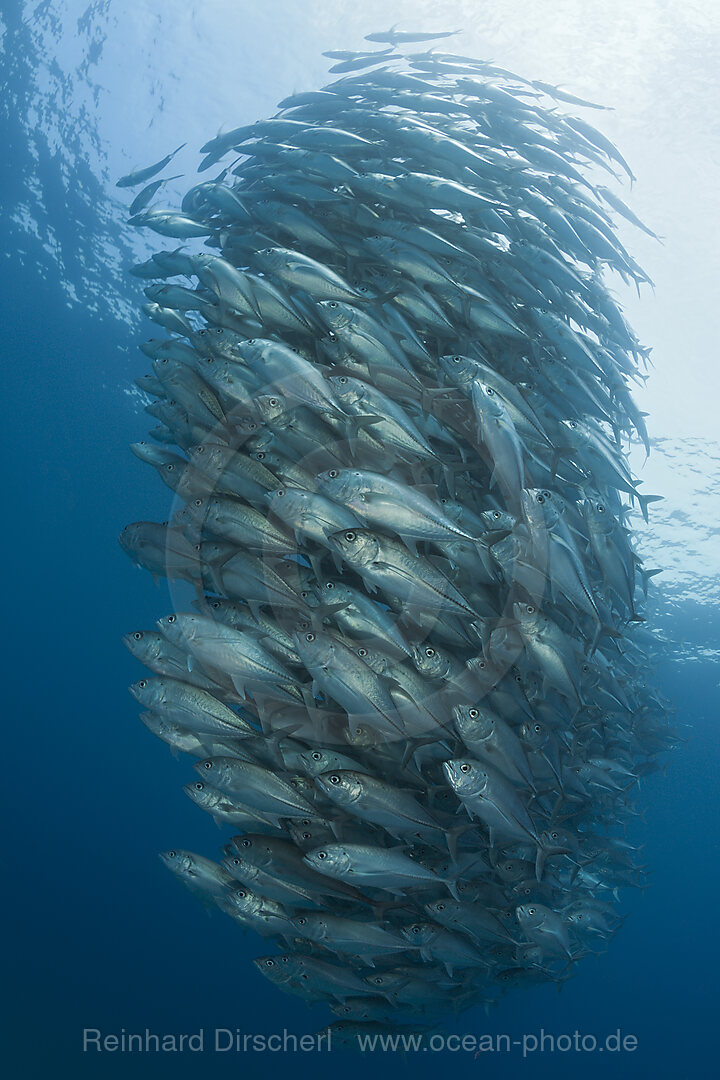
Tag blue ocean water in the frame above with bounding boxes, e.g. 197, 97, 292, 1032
3, 3, 719, 1078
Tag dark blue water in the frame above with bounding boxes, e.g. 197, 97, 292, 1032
3, 9, 717, 1079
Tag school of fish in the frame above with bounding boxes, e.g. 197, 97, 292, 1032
118, 29, 675, 1035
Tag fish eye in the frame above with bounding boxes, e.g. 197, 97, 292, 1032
469, 708, 479, 718
528, 907, 536, 915
328, 469, 338, 478
328, 775, 341, 784
138, 680, 147, 688
240, 839, 251, 847
551, 831, 558, 839
276, 489, 285, 497
325, 582, 334, 589
168, 614, 176, 623
202, 761, 212, 770
327, 331, 337, 341
297, 917, 307, 926
424, 648, 435, 657
338, 376, 347, 384
194, 782, 203, 790
460, 763, 471, 773
485, 386, 494, 395
316, 851, 327, 859
265, 958, 275, 967
232, 858, 240, 865
168, 850, 176, 858
302, 832, 311, 840
526, 605, 535, 614
536, 494, 544, 503
453, 356, 461, 363
598, 504, 605, 513
133, 632, 142, 640
198, 329, 207, 337
311, 752, 322, 760
344, 531, 356, 542
358, 648, 368, 657
534, 724, 542, 733
305, 633, 316, 642
269, 398, 279, 407
328, 302, 338, 308
165, 464, 175, 472
436, 903, 445, 911
492, 511, 501, 519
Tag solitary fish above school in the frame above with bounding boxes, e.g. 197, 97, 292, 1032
118, 27, 674, 1036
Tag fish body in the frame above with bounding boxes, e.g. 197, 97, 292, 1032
117, 144, 186, 187
304, 842, 446, 895
129, 676, 253, 737
315, 770, 445, 840
329, 528, 480, 619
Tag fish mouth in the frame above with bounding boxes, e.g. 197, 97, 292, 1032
442, 760, 460, 785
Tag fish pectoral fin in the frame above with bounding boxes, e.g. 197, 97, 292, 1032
397, 534, 419, 556
347, 413, 385, 436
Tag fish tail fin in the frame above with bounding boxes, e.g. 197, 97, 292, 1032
636, 492, 663, 522
638, 567, 662, 596
443, 877, 461, 901
588, 621, 623, 656
535, 843, 572, 881
309, 599, 351, 627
